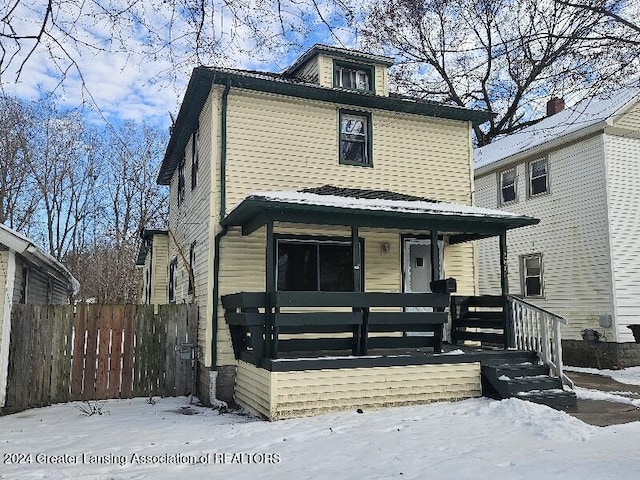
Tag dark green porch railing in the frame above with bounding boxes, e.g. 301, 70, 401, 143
222, 291, 450, 367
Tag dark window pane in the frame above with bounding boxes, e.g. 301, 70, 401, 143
319, 244, 353, 291
341, 140, 366, 162
531, 175, 547, 195
502, 185, 516, 202
526, 277, 541, 296
277, 243, 318, 291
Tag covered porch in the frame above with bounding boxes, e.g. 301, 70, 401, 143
219, 186, 573, 419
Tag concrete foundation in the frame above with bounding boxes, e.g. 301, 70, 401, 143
562, 340, 640, 369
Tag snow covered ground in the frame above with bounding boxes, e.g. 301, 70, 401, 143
1, 392, 639, 480
566, 366, 640, 386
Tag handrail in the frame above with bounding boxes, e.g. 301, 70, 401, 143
507, 295, 573, 389
506, 294, 567, 323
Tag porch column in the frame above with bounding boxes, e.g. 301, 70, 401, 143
265, 221, 275, 359
430, 230, 439, 283
351, 226, 362, 292
351, 226, 365, 355
499, 231, 512, 348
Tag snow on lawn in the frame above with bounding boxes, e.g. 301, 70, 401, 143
1, 397, 639, 480
565, 366, 640, 386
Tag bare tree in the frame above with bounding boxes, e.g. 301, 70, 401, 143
555, 0, 640, 42
364, 0, 640, 145
0, 95, 40, 231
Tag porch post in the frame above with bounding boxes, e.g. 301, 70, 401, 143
430, 230, 439, 283
352, 226, 366, 355
499, 231, 512, 348
265, 221, 275, 359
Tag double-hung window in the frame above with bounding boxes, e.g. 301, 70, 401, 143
521, 254, 543, 297
529, 158, 548, 196
177, 160, 185, 206
169, 258, 177, 303
500, 168, 517, 204
333, 62, 373, 92
277, 239, 360, 292
339, 110, 371, 166
191, 127, 199, 190
188, 241, 196, 295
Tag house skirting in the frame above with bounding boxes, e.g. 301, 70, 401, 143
563, 340, 640, 369
234, 360, 481, 421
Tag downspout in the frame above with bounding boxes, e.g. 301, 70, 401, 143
211, 80, 231, 378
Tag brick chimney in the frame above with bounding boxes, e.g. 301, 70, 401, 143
547, 97, 565, 117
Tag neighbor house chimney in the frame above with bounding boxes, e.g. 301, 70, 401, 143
547, 97, 565, 117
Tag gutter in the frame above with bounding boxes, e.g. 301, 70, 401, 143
211, 80, 232, 373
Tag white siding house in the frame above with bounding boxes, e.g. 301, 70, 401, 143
474, 88, 640, 344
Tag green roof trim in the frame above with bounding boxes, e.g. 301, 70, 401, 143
284, 44, 395, 77
221, 196, 539, 238
158, 66, 495, 185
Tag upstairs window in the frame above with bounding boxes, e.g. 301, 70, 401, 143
188, 241, 196, 295
191, 127, 199, 190
529, 158, 548, 196
169, 258, 177, 303
333, 62, 373, 92
500, 168, 517, 204
177, 160, 185, 206
521, 254, 543, 297
339, 110, 372, 166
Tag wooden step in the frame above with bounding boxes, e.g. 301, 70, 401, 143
488, 364, 550, 378
503, 376, 563, 394
454, 331, 505, 344
515, 390, 577, 408
459, 311, 504, 321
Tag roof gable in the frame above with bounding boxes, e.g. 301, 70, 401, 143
475, 87, 640, 171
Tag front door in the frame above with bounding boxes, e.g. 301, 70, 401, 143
403, 237, 445, 338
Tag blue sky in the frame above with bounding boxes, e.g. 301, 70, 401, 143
1, 1, 360, 130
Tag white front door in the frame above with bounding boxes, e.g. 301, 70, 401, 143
403, 237, 445, 338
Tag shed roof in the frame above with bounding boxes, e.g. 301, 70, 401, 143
222, 186, 538, 242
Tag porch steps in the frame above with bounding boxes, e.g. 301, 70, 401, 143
481, 359, 576, 409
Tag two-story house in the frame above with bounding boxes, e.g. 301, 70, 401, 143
153, 44, 575, 419
475, 88, 640, 367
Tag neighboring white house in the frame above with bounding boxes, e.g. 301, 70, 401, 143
0, 224, 79, 408
474, 87, 640, 343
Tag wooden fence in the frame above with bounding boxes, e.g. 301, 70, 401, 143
3, 304, 198, 413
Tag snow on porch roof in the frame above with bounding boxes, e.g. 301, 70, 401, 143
222, 186, 539, 239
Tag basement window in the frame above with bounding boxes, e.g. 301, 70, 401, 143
521, 254, 543, 297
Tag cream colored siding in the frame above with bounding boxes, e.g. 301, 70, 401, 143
236, 360, 481, 420
0, 251, 8, 370
475, 134, 615, 339
604, 134, 640, 342
168, 92, 215, 364
148, 235, 169, 304
376, 65, 389, 97
613, 102, 640, 131
224, 89, 472, 211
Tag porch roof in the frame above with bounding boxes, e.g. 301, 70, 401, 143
221, 187, 539, 241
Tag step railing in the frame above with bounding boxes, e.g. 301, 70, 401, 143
507, 295, 574, 388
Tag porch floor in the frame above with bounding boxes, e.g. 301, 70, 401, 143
261, 344, 537, 372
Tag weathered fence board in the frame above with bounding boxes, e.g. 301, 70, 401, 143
2, 304, 198, 414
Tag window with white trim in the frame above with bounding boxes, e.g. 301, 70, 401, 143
521, 254, 543, 297
177, 160, 185, 206
529, 158, 548, 196
334, 64, 372, 91
500, 168, 517, 204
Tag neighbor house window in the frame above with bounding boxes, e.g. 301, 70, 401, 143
191, 127, 199, 190
339, 110, 372, 166
333, 62, 373, 92
529, 158, 548, 196
277, 239, 360, 292
521, 254, 543, 297
177, 160, 185, 206
188, 241, 196, 295
500, 168, 517, 204
169, 258, 177, 303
